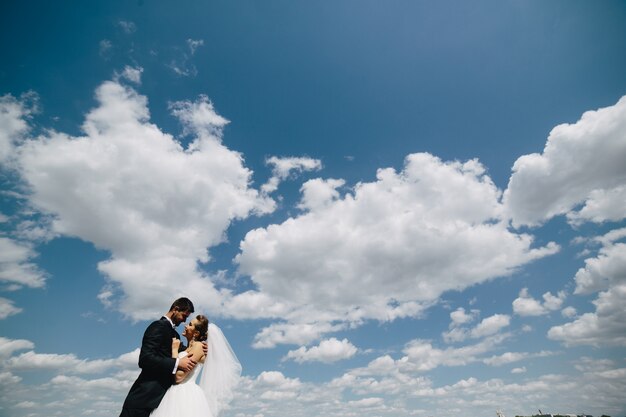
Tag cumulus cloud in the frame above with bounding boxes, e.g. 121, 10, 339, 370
261, 156, 322, 195
0, 337, 34, 357
297, 178, 344, 211
512, 288, 566, 316
549, 233, 626, 347
6, 348, 138, 374
442, 308, 480, 342
450, 307, 479, 327
116, 66, 143, 84
567, 186, 626, 225
0, 237, 46, 288
13, 78, 273, 319
252, 322, 345, 349
169, 94, 229, 137
237, 153, 558, 346
561, 306, 577, 318
1, 345, 624, 417
443, 312, 509, 343
0, 297, 22, 319
284, 338, 358, 364
504, 95, 626, 227
347, 397, 384, 408
327, 355, 626, 417
470, 314, 511, 338
0, 92, 37, 165
573, 356, 615, 373
483, 350, 555, 366
345, 334, 511, 378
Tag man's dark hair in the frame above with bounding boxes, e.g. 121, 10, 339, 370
169, 297, 194, 313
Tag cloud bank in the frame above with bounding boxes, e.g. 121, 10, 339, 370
11, 75, 274, 319
236, 154, 558, 346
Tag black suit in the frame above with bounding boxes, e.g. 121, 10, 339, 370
119, 317, 180, 417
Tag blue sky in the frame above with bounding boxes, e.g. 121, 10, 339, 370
1, 1, 626, 417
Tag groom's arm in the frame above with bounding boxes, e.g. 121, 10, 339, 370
138, 321, 177, 375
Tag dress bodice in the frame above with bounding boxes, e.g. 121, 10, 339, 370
177, 351, 203, 385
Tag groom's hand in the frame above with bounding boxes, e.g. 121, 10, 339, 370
178, 353, 196, 372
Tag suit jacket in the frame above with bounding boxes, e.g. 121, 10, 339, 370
121, 317, 180, 411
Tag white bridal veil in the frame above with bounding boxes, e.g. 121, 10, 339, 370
198, 323, 242, 417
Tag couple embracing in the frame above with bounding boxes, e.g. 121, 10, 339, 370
120, 297, 241, 417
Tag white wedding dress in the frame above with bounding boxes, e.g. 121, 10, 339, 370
150, 351, 213, 417
150, 323, 241, 417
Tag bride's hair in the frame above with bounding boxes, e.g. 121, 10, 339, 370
193, 315, 209, 342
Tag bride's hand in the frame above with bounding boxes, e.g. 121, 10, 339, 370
171, 338, 181, 358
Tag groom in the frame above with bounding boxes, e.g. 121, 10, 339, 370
119, 297, 198, 417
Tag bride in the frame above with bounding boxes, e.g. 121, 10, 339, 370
150, 315, 241, 417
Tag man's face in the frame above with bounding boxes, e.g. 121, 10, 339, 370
171, 309, 191, 326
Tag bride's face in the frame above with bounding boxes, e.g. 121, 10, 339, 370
183, 318, 199, 340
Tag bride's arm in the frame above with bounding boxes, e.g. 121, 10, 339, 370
175, 342, 205, 384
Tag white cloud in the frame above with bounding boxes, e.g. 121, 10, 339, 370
504, 95, 626, 227
117, 20, 136, 34
117, 66, 143, 84
6, 348, 138, 374
297, 178, 344, 211
1, 346, 624, 417
470, 314, 511, 338
483, 350, 555, 366
442, 308, 480, 342
573, 241, 626, 295
14, 79, 273, 319
187, 38, 204, 55
549, 238, 626, 347
167, 40, 205, 77
284, 338, 357, 364
347, 397, 384, 407
442, 327, 469, 343
512, 288, 565, 316
561, 306, 577, 318
593, 226, 626, 247
0, 371, 21, 385
0, 297, 22, 319
237, 153, 558, 345
0, 337, 34, 357
542, 291, 566, 311
252, 322, 345, 349
573, 356, 615, 373
443, 312, 510, 343
548, 283, 626, 347
256, 371, 302, 389
450, 307, 478, 327
261, 156, 322, 195
343, 335, 510, 379
99, 39, 113, 59
329, 363, 626, 417
0, 237, 46, 288
169, 94, 229, 137
567, 185, 626, 225
0, 92, 36, 165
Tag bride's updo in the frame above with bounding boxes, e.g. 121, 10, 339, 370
193, 315, 209, 342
